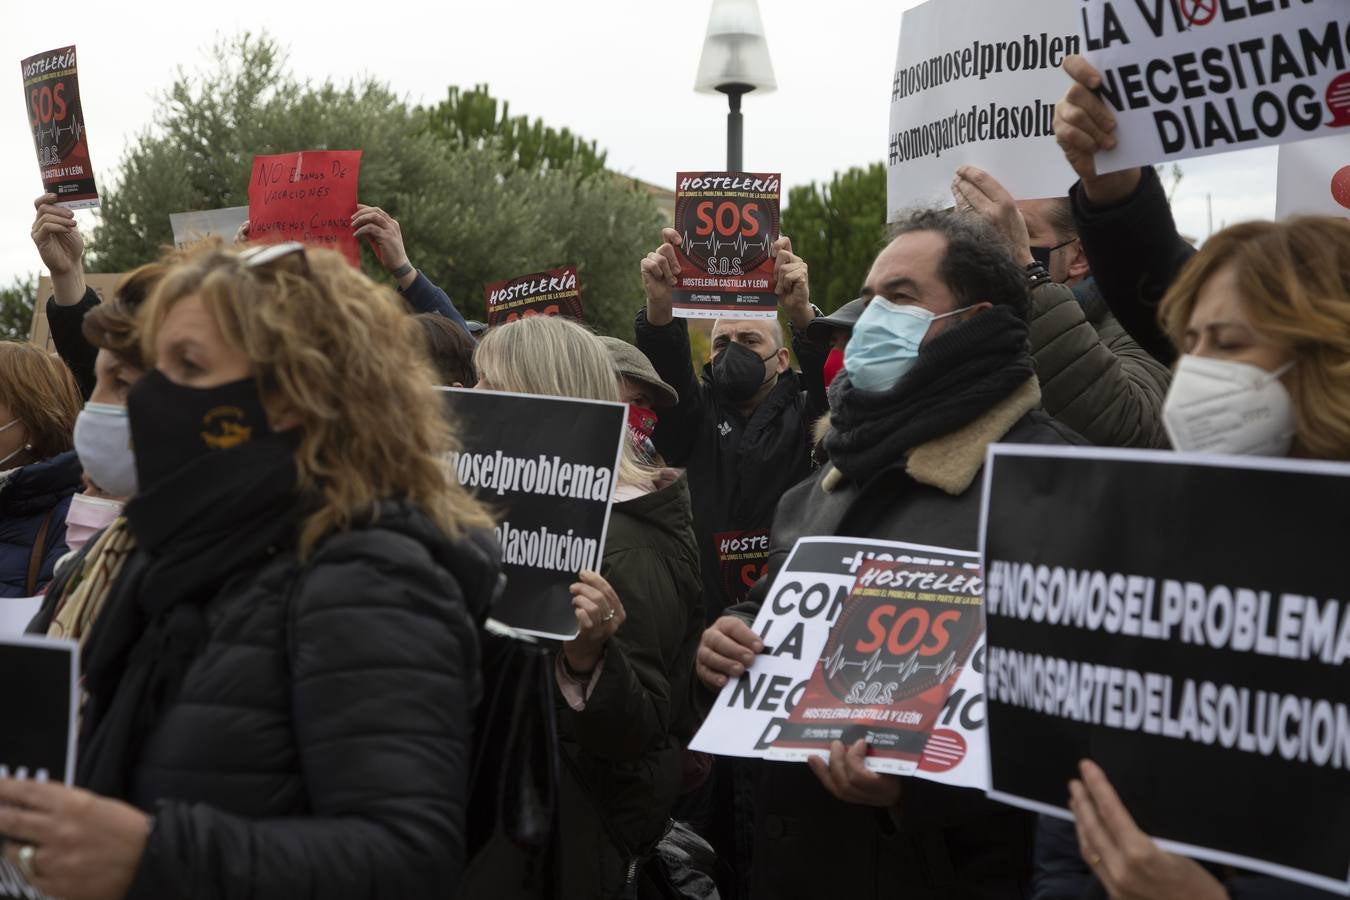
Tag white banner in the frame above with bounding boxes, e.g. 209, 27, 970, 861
887, 0, 1080, 218
168, 205, 249, 249
690, 536, 990, 790
1084, 0, 1350, 174
1276, 134, 1350, 219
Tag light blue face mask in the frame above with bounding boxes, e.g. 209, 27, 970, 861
843, 298, 973, 392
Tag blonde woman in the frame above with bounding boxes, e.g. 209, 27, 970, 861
1038, 54, 1350, 900
475, 315, 704, 899
0, 242, 498, 900
0, 341, 83, 596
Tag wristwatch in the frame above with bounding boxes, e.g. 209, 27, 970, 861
790, 303, 824, 338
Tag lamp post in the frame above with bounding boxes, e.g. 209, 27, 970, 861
694, 0, 776, 172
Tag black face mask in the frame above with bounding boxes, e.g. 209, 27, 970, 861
711, 341, 775, 405
1029, 245, 1054, 271
127, 370, 272, 493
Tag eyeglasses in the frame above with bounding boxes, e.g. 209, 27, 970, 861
239, 241, 311, 276
1032, 237, 1078, 253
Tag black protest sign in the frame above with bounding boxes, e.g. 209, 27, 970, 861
441, 388, 626, 640
0, 635, 76, 783
980, 446, 1350, 894
672, 171, 780, 319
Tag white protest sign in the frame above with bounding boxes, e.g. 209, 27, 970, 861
690, 536, 990, 790
0, 596, 43, 635
168, 205, 249, 249
1083, 0, 1350, 174
887, 0, 1081, 218
1276, 133, 1350, 218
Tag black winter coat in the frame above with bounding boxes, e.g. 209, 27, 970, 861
0, 450, 81, 597
634, 309, 827, 621
556, 475, 704, 899
122, 503, 500, 899
728, 378, 1083, 900
1070, 166, 1196, 368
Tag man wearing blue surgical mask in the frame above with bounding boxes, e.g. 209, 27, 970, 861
695, 210, 1084, 900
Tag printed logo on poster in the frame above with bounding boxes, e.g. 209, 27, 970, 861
672, 171, 781, 320
484, 266, 583, 327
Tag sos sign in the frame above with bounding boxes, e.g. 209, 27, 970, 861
28, 79, 79, 157
675, 191, 778, 278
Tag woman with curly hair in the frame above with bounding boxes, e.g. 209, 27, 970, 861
0, 242, 497, 900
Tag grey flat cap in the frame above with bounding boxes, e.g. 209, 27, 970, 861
598, 336, 680, 407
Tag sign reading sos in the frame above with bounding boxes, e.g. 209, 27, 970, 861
499, 304, 561, 324
29, 81, 68, 128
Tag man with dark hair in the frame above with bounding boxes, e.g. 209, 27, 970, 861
953, 166, 1172, 449
695, 210, 1082, 900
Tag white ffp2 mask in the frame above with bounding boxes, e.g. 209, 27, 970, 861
1162, 355, 1296, 457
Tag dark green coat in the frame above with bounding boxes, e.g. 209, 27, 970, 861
556, 474, 703, 899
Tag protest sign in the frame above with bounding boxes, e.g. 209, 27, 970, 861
980, 445, 1350, 895
0, 635, 74, 900
439, 388, 626, 641
713, 529, 770, 608
0, 597, 42, 635
484, 266, 583, 327
690, 536, 991, 789
20, 46, 98, 209
886, 0, 1080, 217
247, 151, 361, 265
1277, 134, 1350, 218
30, 274, 127, 353
1082, 0, 1350, 174
672, 171, 780, 319
169, 205, 250, 248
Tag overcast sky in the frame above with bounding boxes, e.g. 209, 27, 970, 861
2, 0, 1277, 292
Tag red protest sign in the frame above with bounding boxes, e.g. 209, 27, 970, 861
247, 151, 361, 266
484, 266, 583, 327
672, 171, 780, 320
772, 558, 983, 771
21, 45, 98, 209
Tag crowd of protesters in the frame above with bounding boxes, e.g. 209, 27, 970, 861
0, 52, 1346, 900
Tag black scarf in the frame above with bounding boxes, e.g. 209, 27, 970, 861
76, 432, 303, 799
823, 305, 1034, 484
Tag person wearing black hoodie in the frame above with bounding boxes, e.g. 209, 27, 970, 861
696, 210, 1083, 899
0, 242, 498, 900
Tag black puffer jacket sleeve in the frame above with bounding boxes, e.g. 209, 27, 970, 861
635, 307, 706, 467
46, 287, 100, 400
129, 528, 480, 899
1070, 166, 1195, 367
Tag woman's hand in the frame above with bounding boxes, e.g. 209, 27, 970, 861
563, 569, 625, 674
0, 778, 150, 900
1069, 759, 1228, 900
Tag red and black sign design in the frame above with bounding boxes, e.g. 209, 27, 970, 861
672, 172, 780, 319
773, 558, 982, 766
714, 529, 771, 606
21, 45, 98, 208
484, 266, 583, 327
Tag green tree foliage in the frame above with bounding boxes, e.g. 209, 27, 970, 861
422, 85, 608, 179
781, 163, 888, 314
0, 276, 37, 342
90, 33, 659, 336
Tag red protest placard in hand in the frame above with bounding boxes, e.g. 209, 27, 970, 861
247, 151, 362, 266
672, 171, 780, 320
483, 266, 583, 327
21, 45, 99, 209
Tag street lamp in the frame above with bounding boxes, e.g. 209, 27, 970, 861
694, 0, 776, 172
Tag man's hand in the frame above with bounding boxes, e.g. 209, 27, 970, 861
639, 227, 682, 327
1069, 760, 1227, 900
771, 236, 813, 331
30, 194, 86, 305
951, 166, 1033, 266
695, 615, 763, 690
807, 739, 903, 807
1054, 56, 1142, 207
351, 204, 416, 289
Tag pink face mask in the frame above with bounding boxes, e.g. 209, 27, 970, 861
64, 493, 123, 554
